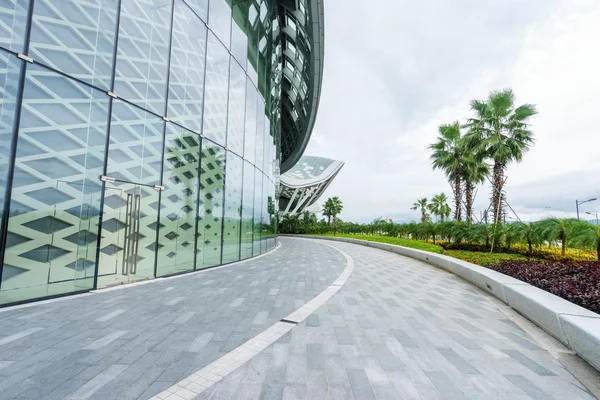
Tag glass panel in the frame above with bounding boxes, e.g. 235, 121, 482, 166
29, 0, 119, 90
97, 181, 158, 288
183, 0, 207, 22
231, 3, 247, 68
167, 0, 207, 133
156, 124, 200, 276
221, 151, 241, 263
202, 32, 229, 146
106, 100, 165, 186
208, 0, 231, 50
0, 63, 108, 305
0, 50, 21, 252
114, 0, 172, 115
261, 174, 269, 253
240, 160, 253, 259
255, 95, 264, 172
0, 0, 30, 53
196, 140, 224, 268
243, 78, 257, 164
226, 58, 245, 156
252, 167, 261, 255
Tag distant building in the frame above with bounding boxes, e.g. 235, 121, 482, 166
279, 156, 344, 215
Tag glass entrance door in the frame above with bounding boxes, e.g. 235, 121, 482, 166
97, 179, 160, 288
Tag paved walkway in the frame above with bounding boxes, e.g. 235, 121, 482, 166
0, 237, 598, 400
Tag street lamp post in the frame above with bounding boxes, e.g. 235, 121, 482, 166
576, 198, 597, 219
585, 212, 599, 226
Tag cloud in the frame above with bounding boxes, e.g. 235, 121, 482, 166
306, 0, 600, 223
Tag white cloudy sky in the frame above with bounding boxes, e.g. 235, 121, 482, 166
304, 0, 600, 223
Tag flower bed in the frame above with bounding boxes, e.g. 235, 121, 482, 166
490, 260, 600, 314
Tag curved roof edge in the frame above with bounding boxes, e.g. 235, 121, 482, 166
279, 155, 344, 215
279, 0, 325, 174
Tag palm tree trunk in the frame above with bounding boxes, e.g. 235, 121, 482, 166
465, 181, 473, 222
492, 163, 504, 223
454, 173, 462, 221
597, 241, 600, 261
528, 239, 532, 254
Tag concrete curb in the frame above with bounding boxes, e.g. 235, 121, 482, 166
284, 234, 600, 372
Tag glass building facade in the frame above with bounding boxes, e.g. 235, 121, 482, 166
0, 0, 324, 306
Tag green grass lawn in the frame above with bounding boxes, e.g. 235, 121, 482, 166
310, 233, 444, 254
308, 234, 542, 266
443, 249, 536, 266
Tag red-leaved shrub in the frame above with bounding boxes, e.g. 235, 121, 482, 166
490, 260, 600, 314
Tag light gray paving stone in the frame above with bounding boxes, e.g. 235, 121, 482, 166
1, 237, 598, 400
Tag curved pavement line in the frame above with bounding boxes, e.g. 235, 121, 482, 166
152, 239, 355, 400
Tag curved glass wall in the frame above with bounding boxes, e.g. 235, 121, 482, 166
0, 0, 282, 306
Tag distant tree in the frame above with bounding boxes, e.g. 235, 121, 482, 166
428, 193, 451, 222
323, 197, 344, 235
411, 198, 429, 223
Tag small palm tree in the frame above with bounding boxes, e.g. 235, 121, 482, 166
428, 193, 451, 223
430, 122, 464, 221
465, 89, 537, 223
323, 197, 343, 235
411, 198, 429, 223
572, 223, 600, 261
537, 218, 584, 257
511, 221, 541, 254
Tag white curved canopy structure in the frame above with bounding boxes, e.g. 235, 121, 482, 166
279, 156, 345, 215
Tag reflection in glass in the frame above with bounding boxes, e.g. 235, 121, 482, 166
156, 124, 201, 276
106, 101, 165, 186
231, 3, 248, 68
222, 152, 242, 263
114, 0, 173, 115
240, 161, 254, 259
167, 0, 207, 133
183, 0, 208, 22
0, 51, 22, 249
208, 0, 231, 50
0, 0, 30, 53
253, 168, 262, 255
97, 181, 159, 288
1, 63, 108, 304
29, 0, 119, 90
202, 33, 230, 146
243, 79, 257, 164
226, 59, 246, 156
255, 96, 265, 172
197, 140, 225, 268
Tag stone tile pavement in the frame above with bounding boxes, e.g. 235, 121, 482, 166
0, 237, 598, 399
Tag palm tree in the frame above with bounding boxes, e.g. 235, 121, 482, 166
327, 197, 343, 235
465, 89, 537, 223
572, 223, 600, 261
537, 218, 585, 258
428, 193, 451, 223
461, 150, 489, 222
430, 122, 464, 221
411, 198, 429, 223
510, 221, 541, 254
322, 198, 332, 225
